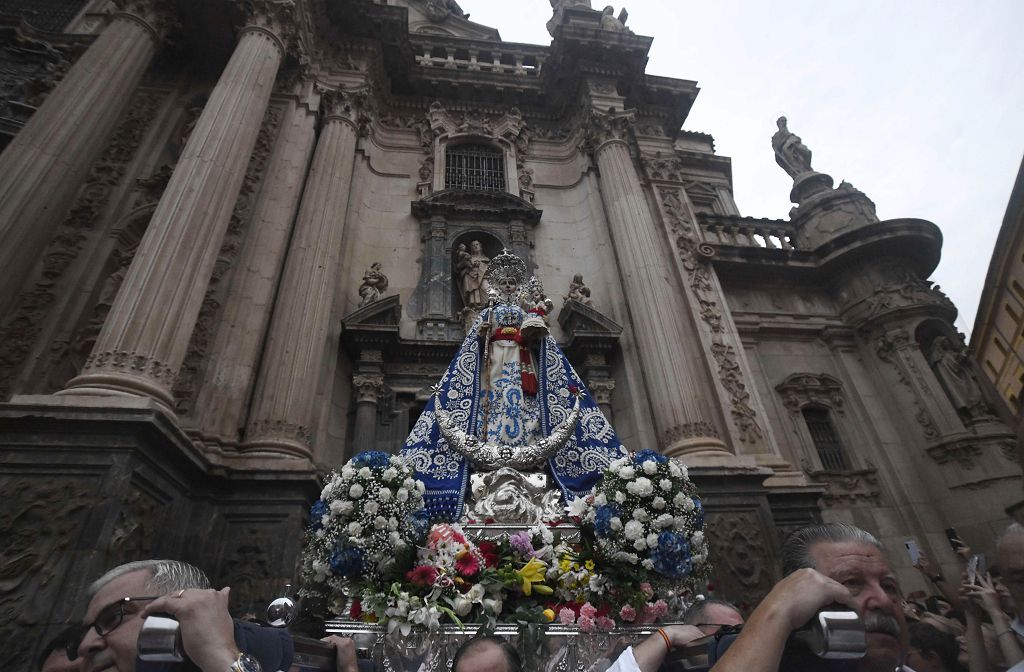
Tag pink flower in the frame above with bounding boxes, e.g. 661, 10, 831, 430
508, 530, 534, 557
406, 565, 438, 586
578, 615, 596, 632
619, 605, 636, 622
559, 607, 576, 625
455, 551, 480, 577
579, 602, 598, 619
596, 616, 616, 631
652, 600, 669, 618
638, 603, 657, 624
640, 582, 654, 598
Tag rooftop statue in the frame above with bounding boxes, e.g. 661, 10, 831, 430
401, 250, 626, 520
546, 0, 593, 36
600, 5, 632, 33
771, 116, 814, 179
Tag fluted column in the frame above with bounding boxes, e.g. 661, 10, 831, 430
61, 1, 295, 412
0, 0, 174, 316
191, 83, 319, 446
243, 88, 364, 458
588, 111, 727, 456
352, 374, 385, 453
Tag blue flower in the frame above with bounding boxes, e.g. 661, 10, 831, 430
329, 546, 365, 576
634, 449, 669, 465
594, 504, 620, 538
309, 500, 328, 530
651, 531, 692, 579
692, 497, 704, 529
351, 451, 391, 469
406, 508, 430, 541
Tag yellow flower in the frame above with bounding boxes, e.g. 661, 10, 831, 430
515, 557, 548, 596
584, 559, 595, 571
559, 556, 572, 573
543, 608, 556, 622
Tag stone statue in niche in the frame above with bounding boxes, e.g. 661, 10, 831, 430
928, 336, 992, 421
357, 262, 388, 306
564, 273, 593, 306
455, 240, 491, 310
771, 116, 814, 178
599, 6, 632, 33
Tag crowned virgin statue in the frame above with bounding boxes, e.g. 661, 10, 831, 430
401, 250, 626, 520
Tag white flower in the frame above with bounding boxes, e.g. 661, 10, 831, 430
539, 526, 554, 545
614, 491, 626, 504
641, 558, 655, 570
642, 460, 658, 475
312, 560, 329, 582
673, 492, 692, 509
632, 508, 649, 522
483, 598, 503, 615
652, 496, 667, 510
619, 466, 636, 480
415, 480, 426, 493
349, 483, 364, 498
610, 457, 629, 472
389, 516, 399, 531
669, 461, 682, 478
568, 496, 589, 517
374, 516, 388, 530
610, 517, 623, 531
396, 488, 409, 503
339, 500, 354, 514
633, 538, 648, 551
358, 466, 372, 479
383, 467, 398, 481
452, 595, 473, 617
624, 520, 645, 540
347, 522, 363, 536
364, 500, 379, 515
659, 479, 673, 491
403, 478, 416, 490
341, 465, 356, 480
646, 533, 660, 548
467, 584, 486, 602
378, 487, 393, 502
655, 513, 674, 529
632, 477, 654, 497
612, 551, 639, 565
593, 493, 608, 507
330, 500, 346, 515
691, 531, 704, 546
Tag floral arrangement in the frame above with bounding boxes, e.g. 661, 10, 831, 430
299, 448, 710, 635
299, 451, 429, 615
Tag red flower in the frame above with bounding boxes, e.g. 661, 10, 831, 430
455, 551, 480, 577
478, 541, 501, 568
350, 599, 363, 620
406, 565, 439, 586
568, 385, 579, 395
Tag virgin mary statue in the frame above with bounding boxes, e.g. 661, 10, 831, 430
401, 250, 626, 520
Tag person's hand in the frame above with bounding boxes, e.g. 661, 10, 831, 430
963, 573, 1006, 617
322, 635, 358, 672
756, 569, 855, 632
952, 538, 972, 563
914, 553, 938, 577
140, 587, 238, 672
660, 624, 706, 648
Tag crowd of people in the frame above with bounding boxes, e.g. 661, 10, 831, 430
34, 522, 1024, 672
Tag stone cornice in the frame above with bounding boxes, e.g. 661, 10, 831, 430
410, 189, 541, 225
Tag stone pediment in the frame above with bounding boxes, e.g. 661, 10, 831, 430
404, 0, 501, 41
557, 299, 623, 337
411, 189, 541, 224
342, 295, 401, 330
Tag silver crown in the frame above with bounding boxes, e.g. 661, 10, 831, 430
484, 249, 528, 287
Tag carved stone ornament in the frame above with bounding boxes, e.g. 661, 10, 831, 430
111, 0, 179, 39
584, 110, 634, 157
801, 459, 881, 505
320, 86, 370, 128
239, 0, 299, 55
705, 511, 774, 605
428, 101, 526, 142
432, 385, 582, 470
874, 329, 940, 440
352, 374, 385, 403
927, 440, 982, 470
862, 271, 955, 323
776, 373, 845, 414
662, 421, 719, 446
468, 468, 563, 525
246, 417, 312, 445
424, 0, 467, 22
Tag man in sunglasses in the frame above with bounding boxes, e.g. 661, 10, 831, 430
72, 559, 359, 672
681, 599, 745, 636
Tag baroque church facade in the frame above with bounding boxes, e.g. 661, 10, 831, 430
0, 0, 1020, 663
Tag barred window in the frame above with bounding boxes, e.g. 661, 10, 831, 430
444, 144, 505, 192
0, 0, 88, 32
802, 407, 849, 471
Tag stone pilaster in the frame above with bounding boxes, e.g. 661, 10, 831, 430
351, 374, 385, 453
587, 111, 727, 457
0, 0, 175, 316
61, 1, 295, 412
588, 379, 616, 421
190, 83, 319, 448
243, 87, 364, 458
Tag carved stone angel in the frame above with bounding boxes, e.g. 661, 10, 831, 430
357, 262, 388, 306
565, 273, 593, 305
771, 116, 814, 179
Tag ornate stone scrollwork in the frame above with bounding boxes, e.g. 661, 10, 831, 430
583, 110, 634, 157
927, 440, 982, 470
705, 511, 774, 605
468, 468, 563, 525
874, 329, 940, 441
861, 271, 955, 323
352, 374, 385, 404
776, 373, 846, 414
239, 0, 300, 56
801, 459, 881, 505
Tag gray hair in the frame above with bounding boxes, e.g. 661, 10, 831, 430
782, 523, 882, 576
88, 559, 211, 597
682, 598, 742, 626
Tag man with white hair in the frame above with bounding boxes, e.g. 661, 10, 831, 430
72, 559, 357, 672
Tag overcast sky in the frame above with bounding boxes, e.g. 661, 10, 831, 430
462, 0, 1024, 336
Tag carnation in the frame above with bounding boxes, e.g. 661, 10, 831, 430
652, 496, 667, 510
580, 603, 598, 619
659, 479, 673, 491
642, 460, 658, 475
624, 520, 645, 540
619, 604, 636, 622
358, 466, 372, 479
349, 483, 364, 498
378, 487, 393, 501
559, 607, 576, 625
578, 615, 596, 633
596, 616, 616, 631
619, 466, 636, 480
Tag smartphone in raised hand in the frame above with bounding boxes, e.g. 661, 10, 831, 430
904, 539, 921, 566
944, 527, 962, 551
967, 554, 980, 584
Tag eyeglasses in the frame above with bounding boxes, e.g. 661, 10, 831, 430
66, 595, 161, 660
696, 623, 744, 637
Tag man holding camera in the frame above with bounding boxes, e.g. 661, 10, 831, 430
710, 523, 910, 672
74, 559, 357, 672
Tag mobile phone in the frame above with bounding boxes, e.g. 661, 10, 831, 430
967, 555, 979, 584
976, 553, 988, 578
944, 527, 962, 551
904, 539, 921, 566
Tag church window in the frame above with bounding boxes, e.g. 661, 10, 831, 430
445, 143, 505, 192
802, 406, 848, 471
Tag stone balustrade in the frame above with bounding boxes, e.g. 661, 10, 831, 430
699, 214, 798, 251
414, 41, 545, 77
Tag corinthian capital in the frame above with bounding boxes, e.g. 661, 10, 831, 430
111, 0, 178, 40
319, 86, 372, 129
238, 0, 298, 54
352, 374, 385, 403
583, 109, 635, 158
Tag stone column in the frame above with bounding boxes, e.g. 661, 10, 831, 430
0, 0, 174, 316
588, 111, 727, 456
588, 379, 616, 421
351, 374, 384, 452
243, 88, 364, 458
61, 1, 295, 412
190, 82, 319, 447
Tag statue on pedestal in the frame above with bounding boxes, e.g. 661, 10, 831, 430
599, 5, 632, 33
357, 262, 388, 306
771, 116, 814, 179
565, 273, 593, 306
401, 250, 625, 520
455, 240, 491, 310
547, 0, 593, 36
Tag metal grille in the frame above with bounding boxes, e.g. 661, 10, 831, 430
802, 407, 849, 471
0, 0, 88, 32
445, 143, 505, 192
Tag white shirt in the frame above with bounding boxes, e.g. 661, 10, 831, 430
603, 646, 639, 672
